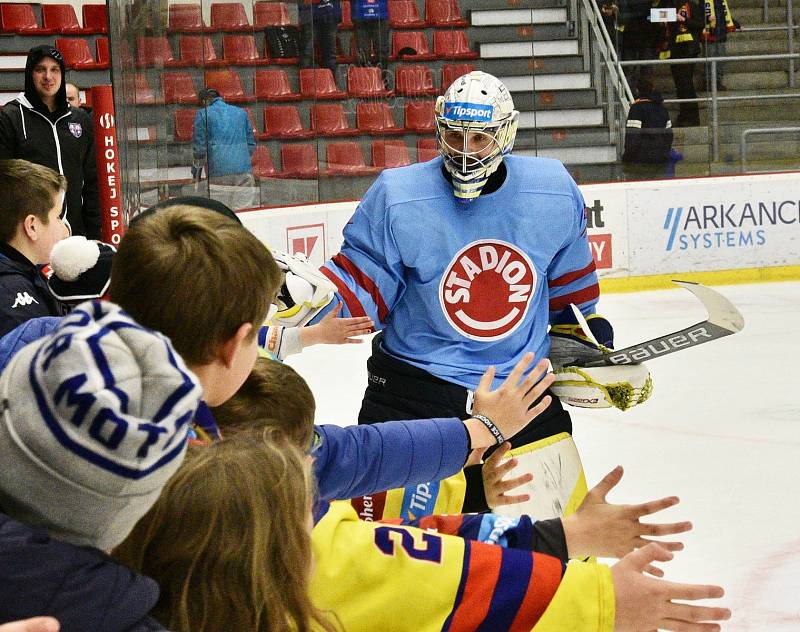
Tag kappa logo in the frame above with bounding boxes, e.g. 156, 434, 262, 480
68, 122, 82, 138
11, 292, 39, 308
439, 240, 536, 341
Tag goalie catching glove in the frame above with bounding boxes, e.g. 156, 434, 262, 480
269, 249, 336, 327
548, 308, 652, 411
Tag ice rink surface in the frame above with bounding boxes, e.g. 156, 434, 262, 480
287, 281, 800, 631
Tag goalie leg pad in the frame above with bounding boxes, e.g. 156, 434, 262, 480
551, 364, 653, 411
493, 433, 588, 520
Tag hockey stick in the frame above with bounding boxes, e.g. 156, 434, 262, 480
580, 280, 745, 367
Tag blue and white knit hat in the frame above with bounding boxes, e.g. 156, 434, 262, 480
0, 301, 203, 551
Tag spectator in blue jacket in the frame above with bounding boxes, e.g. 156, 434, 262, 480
351, 0, 390, 87
297, 0, 342, 75
192, 89, 256, 189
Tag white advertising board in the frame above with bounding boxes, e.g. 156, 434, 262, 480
625, 174, 800, 275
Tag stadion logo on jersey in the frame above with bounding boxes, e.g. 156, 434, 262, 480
442, 101, 494, 122
439, 240, 537, 341
661, 200, 800, 251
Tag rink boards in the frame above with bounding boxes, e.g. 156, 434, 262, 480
238, 172, 800, 292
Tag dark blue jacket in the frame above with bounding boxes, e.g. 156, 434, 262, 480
351, 0, 388, 21
0, 512, 167, 631
0, 243, 66, 338
313, 417, 469, 501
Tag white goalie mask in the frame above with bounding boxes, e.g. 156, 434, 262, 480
435, 71, 519, 202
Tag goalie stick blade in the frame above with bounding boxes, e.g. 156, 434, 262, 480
582, 281, 745, 367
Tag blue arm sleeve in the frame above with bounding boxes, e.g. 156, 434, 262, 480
0, 316, 61, 371
547, 173, 599, 320
313, 417, 470, 501
312, 173, 406, 327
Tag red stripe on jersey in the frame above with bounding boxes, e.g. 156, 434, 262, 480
321, 266, 368, 318
549, 283, 600, 312
417, 514, 465, 536
447, 541, 502, 630
508, 555, 565, 632
331, 253, 389, 323
548, 260, 596, 288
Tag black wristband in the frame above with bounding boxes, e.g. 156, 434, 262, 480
472, 413, 505, 445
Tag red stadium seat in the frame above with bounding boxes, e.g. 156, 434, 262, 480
263, 105, 314, 139
82, 4, 109, 33
134, 73, 158, 105
179, 36, 220, 65
391, 31, 436, 61
169, 4, 206, 32
161, 72, 198, 104
174, 109, 196, 142
210, 2, 251, 31
254, 2, 292, 27
404, 99, 436, 133
340, 0, 353, 29
433, 30, 479, 60
95, 38, 110, 66
311, 103, 359, 137
1, 4, 54, 34
222, 35, 270, 65
372, 140, 412, 168
252, 145, 278, 178
299, 69, 347, 100
203, 70, 255, 103
395, 64, 438, 96
137, 36, 182, 67
347, 66, 391, 97
425, 0, 468, 27
42, 4, 91, 34
281, 143, 319, 178
254, 69, 301, 101
356, 102, 404, 135
441, 63, 476, 90
388, 0, 425, 28
325, 141, 380, 176
55, 38, 109, 70
416, 137, 439, 162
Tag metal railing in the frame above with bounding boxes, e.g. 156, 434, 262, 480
756, 0, 796, 85
741, 126, 800, 171
619, 53, 800, 161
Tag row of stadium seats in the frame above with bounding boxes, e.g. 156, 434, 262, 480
250, 139, 438, 178
131, 31, 476, 68
0, 1, 466, 36
171, 100, 438, 139
168, 0, 467, 32
0, 3, 107, 35
153, 64, 473, 104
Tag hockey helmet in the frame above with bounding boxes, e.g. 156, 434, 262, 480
434, 71, 519, 202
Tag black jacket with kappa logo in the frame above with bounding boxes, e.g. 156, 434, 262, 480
0, 242, 66, 338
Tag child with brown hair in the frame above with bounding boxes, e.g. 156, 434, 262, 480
211, 358, 730, 632
0, 159, 69, 337
114, 429, 332, 632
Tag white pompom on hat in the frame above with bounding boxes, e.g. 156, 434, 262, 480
48, 236, 116, 302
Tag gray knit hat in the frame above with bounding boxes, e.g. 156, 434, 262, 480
0, 300, 203, 551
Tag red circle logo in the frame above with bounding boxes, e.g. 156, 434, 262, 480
439, 240, 537, 341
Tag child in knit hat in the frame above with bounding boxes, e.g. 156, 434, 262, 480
0, 299, 203, 631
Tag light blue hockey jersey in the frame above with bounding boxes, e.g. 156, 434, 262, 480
316, 155, 599, 389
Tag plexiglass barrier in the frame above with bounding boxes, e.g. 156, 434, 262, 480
97, 0, 800, 216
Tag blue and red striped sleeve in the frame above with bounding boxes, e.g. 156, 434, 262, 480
442, 540, 565, 631
385, 514, 536, 552
547, 179, 599, 320
315, 176, 406, 327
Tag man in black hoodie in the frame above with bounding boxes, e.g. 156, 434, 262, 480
0, 45, 100, 239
